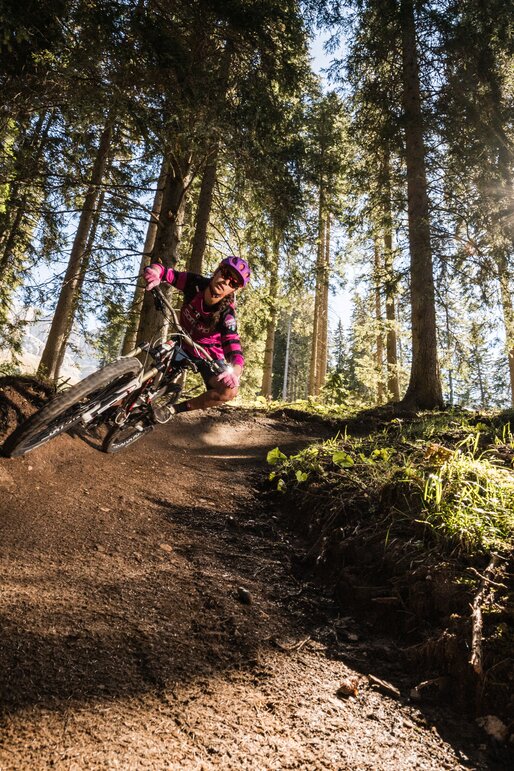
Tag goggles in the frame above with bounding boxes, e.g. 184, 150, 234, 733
217, 266, 242, 290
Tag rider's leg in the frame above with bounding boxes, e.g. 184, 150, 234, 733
153, 370, 237, 423
176, 374, 238, 412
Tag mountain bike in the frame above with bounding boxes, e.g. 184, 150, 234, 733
3, 287, 219, 457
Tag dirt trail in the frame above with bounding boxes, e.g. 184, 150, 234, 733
0, 410, 500, 769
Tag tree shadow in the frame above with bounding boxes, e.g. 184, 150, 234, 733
0, 493, 298, 716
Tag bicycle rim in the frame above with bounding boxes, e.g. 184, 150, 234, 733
103, 421, 153, 453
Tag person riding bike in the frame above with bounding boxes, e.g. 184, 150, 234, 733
143, 256, 251, 423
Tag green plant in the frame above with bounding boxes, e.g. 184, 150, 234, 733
266, 408, 514, 555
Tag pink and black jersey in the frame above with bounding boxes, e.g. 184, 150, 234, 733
162, 268, 244, 368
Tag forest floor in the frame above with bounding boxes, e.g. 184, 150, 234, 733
0, 383, 511, 769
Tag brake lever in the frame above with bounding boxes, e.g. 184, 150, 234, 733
151, 287, 166, 314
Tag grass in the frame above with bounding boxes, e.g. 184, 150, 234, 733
241, 394, 367, 418
267, 408, 514, 557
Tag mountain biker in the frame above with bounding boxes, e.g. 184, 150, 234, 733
143, 256, 251, 423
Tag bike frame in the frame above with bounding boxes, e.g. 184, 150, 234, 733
79, 287, 213, 426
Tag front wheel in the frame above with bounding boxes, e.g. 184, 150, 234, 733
3, 358, 142, 457
102, 419, 154, 454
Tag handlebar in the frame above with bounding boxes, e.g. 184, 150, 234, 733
151, 286, 214, 362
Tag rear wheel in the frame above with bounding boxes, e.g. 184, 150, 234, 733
3, 358, 142, 457
102, 419, 154, 453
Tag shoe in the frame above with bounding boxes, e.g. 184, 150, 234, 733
152, 402, 176, 424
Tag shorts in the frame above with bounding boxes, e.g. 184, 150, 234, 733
195, 358, 229, 388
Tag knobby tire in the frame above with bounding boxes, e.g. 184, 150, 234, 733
3, 358, 142, 457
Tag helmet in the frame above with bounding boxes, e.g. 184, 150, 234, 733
219, 256, 251, 287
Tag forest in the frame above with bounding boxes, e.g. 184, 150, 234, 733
1, 0, 513, 411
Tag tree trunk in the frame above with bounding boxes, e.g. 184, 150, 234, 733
494, 128, 514, 404
381, 148, 400, 401
309, 205, 326, 397
54, 191, 105, 376
497, 251, 514, 405
135, 156, 192, 348
261, 239, 279, 398
38, 121, 113, 381
189, 151, 218, 274
374, 238, 385, 404
400, 0, 443, 409
316, 215, 330, 394
282, 315, 292, 401
0, 111, 55, 280
308, 281, 321, 396
188, 41, 232, 274
475, 345, 486, 409
384, 240, 400, 400
121, 159, 168, 355
444, 296, 454, 406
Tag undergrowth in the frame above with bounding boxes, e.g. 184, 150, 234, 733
267, 409, 514, 556
241, 395, 367, 418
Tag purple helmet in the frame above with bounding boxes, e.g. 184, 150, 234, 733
219, 256, 251, 287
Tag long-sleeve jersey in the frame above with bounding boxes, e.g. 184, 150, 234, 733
162, 268, 244, 368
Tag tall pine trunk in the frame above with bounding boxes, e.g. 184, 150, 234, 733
381, 148, 400, 401
497, 252, 514, 405
189, 151, 218, 274
384, 227, 400, 401
121, 159, 168, 355
261, 237, 280, 398
400, 0, 443, 408
38, 121, 113, 381
309, 188, 326, 396
54, 191, 105, 376
282, 315, 292, 401
374, 238, 385, 403
495, 137, 514, 404
135, 155, 192, 348
316, 215, 330, 394
188, 43, 231, 274
0, 111, 54, 280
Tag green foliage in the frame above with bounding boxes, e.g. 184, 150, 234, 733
320, 370, 350, 404
266, 409, 514, 556
421, 453, 514, 552
266, 446, 288, 465
0, 361, 21, 376
332, 450, 354, 467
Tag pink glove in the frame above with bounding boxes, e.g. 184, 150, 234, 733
144, 263, 165, 290
217, 370, 239, 390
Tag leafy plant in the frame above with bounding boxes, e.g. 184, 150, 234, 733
266, 409, 514, 555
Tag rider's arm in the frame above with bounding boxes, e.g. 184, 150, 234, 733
160, 268, 188, 292
146, 263, 207, 296
220, 310, 245, 371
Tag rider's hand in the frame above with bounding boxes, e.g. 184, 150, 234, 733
217, 370, 239, 390
144, 263, 165, 290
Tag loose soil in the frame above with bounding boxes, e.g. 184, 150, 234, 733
0, 383, 510, 769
